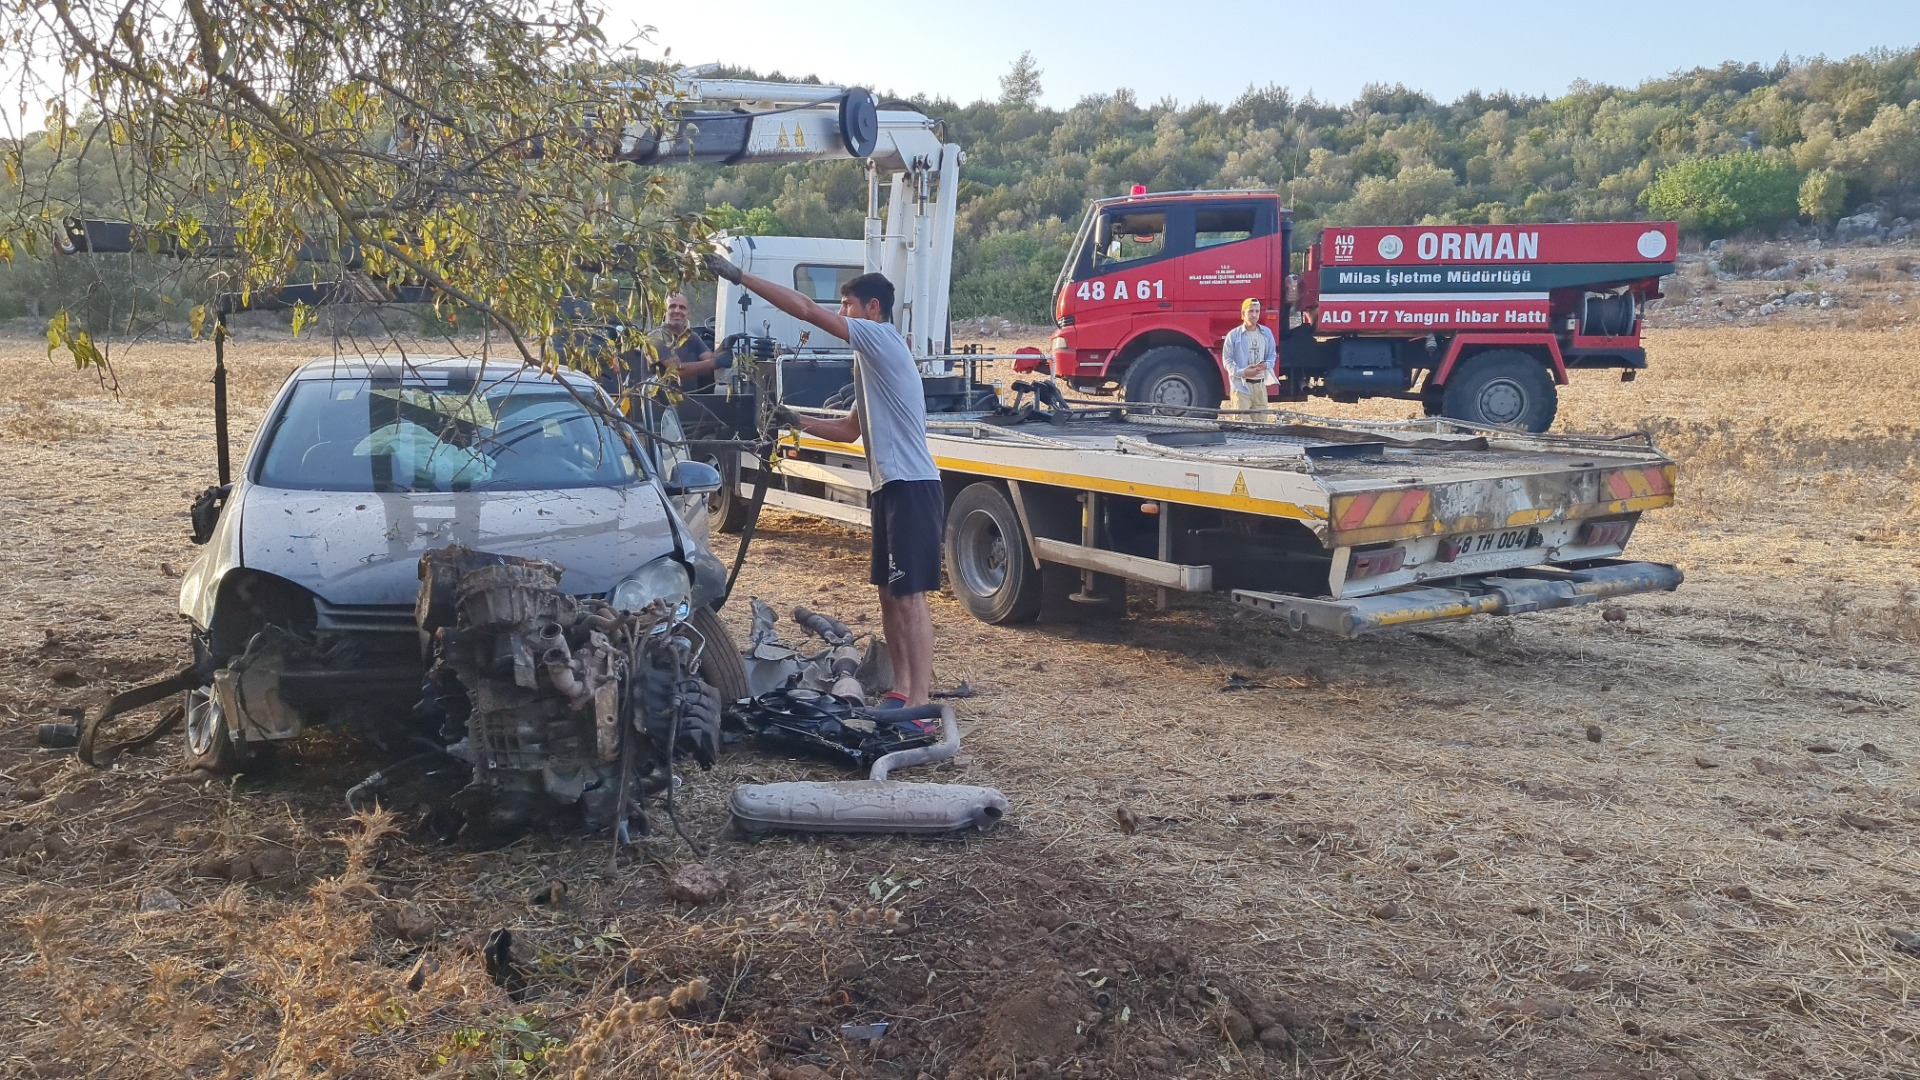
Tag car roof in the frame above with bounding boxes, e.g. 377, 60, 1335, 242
288, 355, 599, 388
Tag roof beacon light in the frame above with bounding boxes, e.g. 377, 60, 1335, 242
1130, 183, 1148, 196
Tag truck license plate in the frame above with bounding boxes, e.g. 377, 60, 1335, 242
1454, 527, 1541, 556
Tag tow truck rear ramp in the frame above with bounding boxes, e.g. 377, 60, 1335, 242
732, 405, 1683, 638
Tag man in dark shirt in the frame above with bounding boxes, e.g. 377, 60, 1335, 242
648, 292, 720, 392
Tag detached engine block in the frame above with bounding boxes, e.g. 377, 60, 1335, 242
416, 547, 719, 842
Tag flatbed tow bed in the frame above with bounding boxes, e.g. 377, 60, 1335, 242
721, 400, 1681, 636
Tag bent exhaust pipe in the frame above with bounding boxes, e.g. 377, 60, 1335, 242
729, 704, 1008, 835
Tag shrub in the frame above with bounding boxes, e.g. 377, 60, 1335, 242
1798, 168, 1847, 223
1643, 153, 1800, 236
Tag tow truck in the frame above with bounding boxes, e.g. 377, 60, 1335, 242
634, 81, 1684, 636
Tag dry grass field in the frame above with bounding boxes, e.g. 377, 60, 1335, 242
0, 323, 1917, 1079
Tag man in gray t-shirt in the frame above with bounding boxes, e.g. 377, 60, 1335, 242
705, 254, 944, 717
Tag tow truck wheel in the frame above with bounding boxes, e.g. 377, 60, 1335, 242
944, 483, 1042, 625
183, 685, 245, 774
1122, 346, 1224, 412
704, 454, 751, 534
689, 606, 750, 704
1439, 350, 1558, 432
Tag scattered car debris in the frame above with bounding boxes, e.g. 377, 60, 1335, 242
483, 927, 527, 998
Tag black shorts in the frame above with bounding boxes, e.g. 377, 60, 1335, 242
870, 479, 945, 597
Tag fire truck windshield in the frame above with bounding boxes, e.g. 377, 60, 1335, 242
1095, 210, 1165, 269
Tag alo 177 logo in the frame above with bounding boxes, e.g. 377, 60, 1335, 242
1331, 233, 1356, 261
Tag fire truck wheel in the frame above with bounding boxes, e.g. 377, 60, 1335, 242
1122, 346, 1223, 412
944, 483, 1042, 625
1439, 350, 1558, 432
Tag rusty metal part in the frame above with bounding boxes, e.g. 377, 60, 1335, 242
741, 600, 885, 704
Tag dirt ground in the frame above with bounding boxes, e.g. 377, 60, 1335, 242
1, 323, 1917, 1079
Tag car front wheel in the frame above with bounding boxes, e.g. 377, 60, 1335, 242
183, 685, 246, 773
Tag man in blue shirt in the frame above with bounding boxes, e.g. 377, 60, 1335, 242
1222, 298, 1278, 419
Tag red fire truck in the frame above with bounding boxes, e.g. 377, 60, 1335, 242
1045, 189, 1676, 431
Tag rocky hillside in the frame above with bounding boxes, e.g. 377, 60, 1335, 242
1651, 203, 1918, 329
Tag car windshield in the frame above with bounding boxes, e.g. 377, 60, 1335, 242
255, 375, 641, 492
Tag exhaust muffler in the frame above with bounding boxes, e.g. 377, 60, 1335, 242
730, 704, 1007, 835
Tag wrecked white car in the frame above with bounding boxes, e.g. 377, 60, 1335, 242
165, 356, 748, 836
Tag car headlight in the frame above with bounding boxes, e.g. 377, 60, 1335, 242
610, 557, 692, 617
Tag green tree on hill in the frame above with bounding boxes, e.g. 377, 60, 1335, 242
1799, 168, 1848, 222
1641, 153, 1801, 236
999, 52, 1044, 109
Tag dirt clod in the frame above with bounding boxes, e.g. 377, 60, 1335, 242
374, 904, 439, 942
1552, 970, 1604, 991
1497, 996, 1575, 1022
1257, 1024, 1293, 1050
1218, 1007, 1256, 1045
1586, 724, 1604, 743
667, 864, 730, 904
1371, 900, 1402, 921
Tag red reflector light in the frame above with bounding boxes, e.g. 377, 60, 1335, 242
1580, 519, 1633, 547
1349, 547, 1408, 579
1437, 537, 1463, 563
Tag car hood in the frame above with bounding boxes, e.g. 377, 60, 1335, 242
239, 484, 677, 606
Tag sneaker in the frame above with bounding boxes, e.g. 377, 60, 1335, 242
870, 693, 940, 737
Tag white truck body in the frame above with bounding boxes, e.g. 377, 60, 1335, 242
714, 236, 865, 352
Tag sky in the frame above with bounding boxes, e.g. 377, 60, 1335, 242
615, 0, 1920, 110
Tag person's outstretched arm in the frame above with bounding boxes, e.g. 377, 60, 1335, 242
706, 254, 850, 341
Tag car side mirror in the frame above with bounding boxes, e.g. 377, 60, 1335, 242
664, 460, 722, 497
